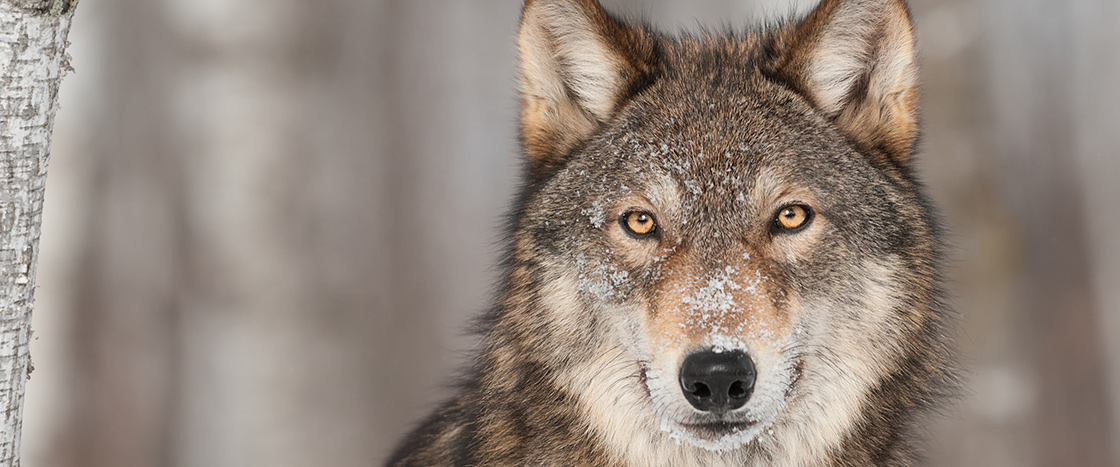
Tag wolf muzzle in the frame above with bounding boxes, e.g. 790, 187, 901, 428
679, 350, 757, 413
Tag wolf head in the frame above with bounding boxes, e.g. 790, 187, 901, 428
501, 0, 948, 462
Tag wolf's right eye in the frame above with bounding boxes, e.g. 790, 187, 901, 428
622, 211, 658, 238
773, 204, 813, 233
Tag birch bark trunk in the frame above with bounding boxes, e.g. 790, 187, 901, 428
0, 1, 75, 466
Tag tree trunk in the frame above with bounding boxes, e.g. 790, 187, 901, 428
0, 1, 76, 466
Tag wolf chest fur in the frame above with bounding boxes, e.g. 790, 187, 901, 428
387, 0, 955, 465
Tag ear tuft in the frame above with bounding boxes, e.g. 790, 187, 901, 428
776, 0, 920, 166
518, 0, 657, 178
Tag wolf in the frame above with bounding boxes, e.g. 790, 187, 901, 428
387, 0, 955, 465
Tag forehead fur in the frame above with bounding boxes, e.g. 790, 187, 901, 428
552, 37, 860, 206
621, 34, 849, 154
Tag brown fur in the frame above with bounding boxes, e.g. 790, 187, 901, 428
518, 0, 659, 180
387, 0, 954, 465
772, 0, 920, 168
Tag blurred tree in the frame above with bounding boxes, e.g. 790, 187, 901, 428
0, 1, 76, 466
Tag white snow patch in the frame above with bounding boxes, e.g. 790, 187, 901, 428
707, 335, 748, 354
581, 199, 606, 229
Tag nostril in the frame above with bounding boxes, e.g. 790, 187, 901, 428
690, 382, 711, 399
728, 380, 746, 400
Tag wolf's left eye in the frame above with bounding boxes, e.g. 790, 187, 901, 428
622, 211, 658, 237
773, 204, 813, 233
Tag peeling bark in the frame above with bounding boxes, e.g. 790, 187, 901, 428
0, 1, 75, 466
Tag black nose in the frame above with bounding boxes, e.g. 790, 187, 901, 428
679, 350, 756, 413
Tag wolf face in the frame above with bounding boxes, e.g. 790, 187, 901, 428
389, 0, 952, 465
517, 0, 941, 459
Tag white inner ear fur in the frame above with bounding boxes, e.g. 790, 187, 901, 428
521, 2, 627, 120
805, 0, 917, 117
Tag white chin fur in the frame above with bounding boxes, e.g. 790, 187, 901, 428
656, 416, 769, 452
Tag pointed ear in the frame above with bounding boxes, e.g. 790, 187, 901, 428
518, 0, 658, 176
775, 0, 920, 166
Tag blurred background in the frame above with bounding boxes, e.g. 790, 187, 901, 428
17, 0, 1120, 465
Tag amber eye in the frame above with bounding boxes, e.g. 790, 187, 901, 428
774, 204, 812, 232
622, 210, 657, 237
